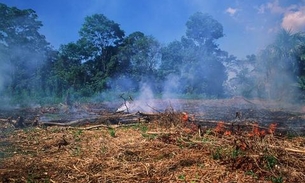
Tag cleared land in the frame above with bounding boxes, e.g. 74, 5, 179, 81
0, 98, 305, 182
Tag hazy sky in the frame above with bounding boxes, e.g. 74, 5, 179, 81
1, 0, 305, 59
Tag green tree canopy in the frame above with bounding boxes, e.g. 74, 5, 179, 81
79, 14, 125, 60
159, 13, 227, 96
110, 31, 161, 91
186, 12, 224, 49
75, 14, 125, 92
0, 3, 51, 100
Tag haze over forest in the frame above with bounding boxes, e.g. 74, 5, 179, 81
1, 1, 305, 106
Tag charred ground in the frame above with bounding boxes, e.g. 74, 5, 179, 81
0, 98, 305, 182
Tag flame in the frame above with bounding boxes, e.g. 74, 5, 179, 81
248, 123, 269, 137
182, 112, 189, 122
224, 130, 231, 136
251, 123, 260, 136
260, 130, 266, 137
214, 121, 225, 133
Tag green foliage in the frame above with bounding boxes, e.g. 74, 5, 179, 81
0, 3, 53, 103
271, 176, 283, 183
72, 146, 82, 156
252, 29, 305, 100
212, 147, 222, 160
226, 29, 305, 100
0, 141, 15, 159
3, 3, 305, 102
177, 174, 186, 181
232, 148, 244, 159
186, 12, 224, 47
245, 170, 258, 179
158, 12, 227, 97
73, 129, 83, 141
264, 155, 278, 170
108, 128, 116, 137
0, 4, 230, 101
114, 31, 161, 88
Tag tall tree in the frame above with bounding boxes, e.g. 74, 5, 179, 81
0, 3, 50, 100
254, 29, 305, 100
111, 31, 161, 91
160, 12, 227, 96
78, 14, 125, 92
186, 12, 224, 51
224, 55, 256, 97
54, 42, 88, 96
159, 40, 184, 77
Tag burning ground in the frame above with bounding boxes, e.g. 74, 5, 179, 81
0, 98, 305, 182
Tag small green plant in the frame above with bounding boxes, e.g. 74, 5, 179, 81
75, 129, 83, 136
212, 147, 222, 160
109, 128, 116, 137
264, 155, 277, 170
142, 133, 157, 140
72, 129, 83, 141
286, 131, 298, 139
271, 176, 283, 183
245, 170, 258, 179
72, 146, 82, 156
232, 148, 244, 159
205, 129, 212, 135
178, 174, 186, 181
139, 124, 148, 133
132, 123, 148, 133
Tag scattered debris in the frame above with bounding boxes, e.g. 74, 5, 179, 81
0, 98, 305, 182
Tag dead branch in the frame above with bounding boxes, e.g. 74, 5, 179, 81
268, 145, 305, 154
39, 113, 147, 127
40, 117, 99, 126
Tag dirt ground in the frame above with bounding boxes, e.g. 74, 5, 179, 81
0, 98, 305, 182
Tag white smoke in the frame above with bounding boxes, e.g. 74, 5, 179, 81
117, 83, 160, 113
0, 49, 11, 94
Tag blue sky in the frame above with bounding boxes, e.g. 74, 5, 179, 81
1, 0, 305, 59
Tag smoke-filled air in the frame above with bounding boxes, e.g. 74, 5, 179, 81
0, 1, 305, 107
2, 1, 305, 182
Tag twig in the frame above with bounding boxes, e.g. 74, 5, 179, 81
145, 102, 162, 113
146, 131, 176, 135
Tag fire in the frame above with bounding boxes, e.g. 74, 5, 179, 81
248, 123, 277, 137
251, 123, 260, 137
212, 121, 278, 137
182, 112, 189, 122
260, 130, 266, 137
214, 121, 225, 133
248, 123, 265, 137
214, 122, 232, 135
224, 130, 231, 136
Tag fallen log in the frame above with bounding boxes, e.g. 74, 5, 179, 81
39, 113, 147, 126
0, 118, 8, 122
40, 117, 99, 126
70, 123, 140, 130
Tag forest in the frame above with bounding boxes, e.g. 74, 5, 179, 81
2, 3, 305, 182
1, 3, 305, 105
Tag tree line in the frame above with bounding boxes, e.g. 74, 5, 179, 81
1, 3, 305, 105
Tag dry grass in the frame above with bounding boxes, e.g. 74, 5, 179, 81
0, 115, 305, 183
